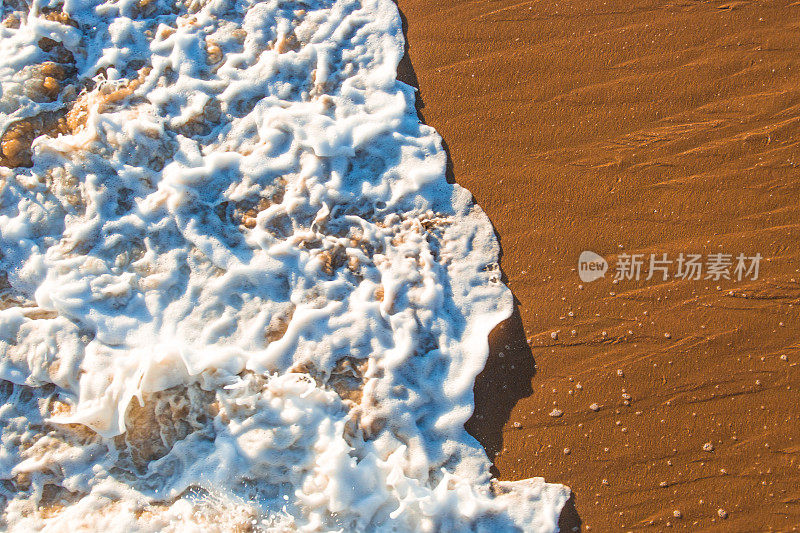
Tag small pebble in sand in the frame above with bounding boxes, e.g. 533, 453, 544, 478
616, 369, 624, 377
575, 383, 583, 390
563, 447, 570, 455
622, 392, 632, 401
664, 332, 671, 339
513, 421, 522, 429
601, 479, 609, 485
781, 354, 788, 361
551, 331, 558, 340
703, 442, 715, 452
673, 510, 682, 519
717, 509, 728, 519
590, 403, 601, 412
549, 408, 563, 418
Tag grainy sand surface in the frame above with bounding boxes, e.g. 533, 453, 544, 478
396, 0, 800, 530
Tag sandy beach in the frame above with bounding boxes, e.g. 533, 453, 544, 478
397, 0, 800, 530
0, 0, 797, 529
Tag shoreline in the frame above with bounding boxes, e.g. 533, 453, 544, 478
397, 0, 800, 529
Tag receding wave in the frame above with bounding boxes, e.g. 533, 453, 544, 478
0, 0, 567, 530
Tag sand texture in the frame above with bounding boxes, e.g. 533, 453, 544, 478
397, 0, 800, 530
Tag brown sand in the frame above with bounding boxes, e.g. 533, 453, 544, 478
396, 0, 800, 530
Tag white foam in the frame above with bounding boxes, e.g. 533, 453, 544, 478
0, 0, 568, 530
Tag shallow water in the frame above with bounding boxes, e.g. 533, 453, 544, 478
0, 0, 567, 530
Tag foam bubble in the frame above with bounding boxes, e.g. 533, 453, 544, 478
0, 0, 568, 530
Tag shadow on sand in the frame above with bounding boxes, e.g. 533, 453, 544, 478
394, 3, 583, 529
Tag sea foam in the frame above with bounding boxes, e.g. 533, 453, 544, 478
0, 0, 568, 530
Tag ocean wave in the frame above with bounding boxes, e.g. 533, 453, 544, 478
0, 0, 567, 530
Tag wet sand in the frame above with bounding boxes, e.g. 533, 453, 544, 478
396, 0, 800, 530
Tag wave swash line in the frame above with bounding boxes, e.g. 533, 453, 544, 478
0, 0, 568, 530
